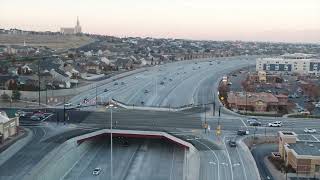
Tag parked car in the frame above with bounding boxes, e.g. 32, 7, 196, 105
92, 168, 101, 175
160, 81, 165, 85
121, 82, 125, 85
76, 103, 82, 108
304, 128, 317, 133
300, 111, 310, 115
228, 140, 237, 147
268, 121, 282, 127
144, 89, 149, 94
237, 129, 249, 136
114, 82, 118, 85
104, 88, 108, 92
315, 103, 320, 108
31, 113, 45, 121
15, 110, 27, 117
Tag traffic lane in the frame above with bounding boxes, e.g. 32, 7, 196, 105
0, 126, 47, 180
251, 144, 277, 180
199, 151, 219, 180
224, 137, 247, 180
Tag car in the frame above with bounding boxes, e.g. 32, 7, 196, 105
268, 121, 282, 127
249, 120, 262, 126
114, 82, 118, 85
300, 111, 310, 115
227, 82, 232, 85
92, 168, 101, 175
304, 128, 317, 133
247, 118, 258, 123
209, 63, 213, 65
76, 103, 82, 108
160, 81, 164, 85
15, 110, 27, 117
144, 89, 149, 94
30, 115, 41, 121
237, 129, 249, 136
169, 78, 173, 81
121, 82, 125, 85
64, 103, 73, 107
228, 140, 236, 147
104, 88, 108, 92
315, 103, 320, 108
30, 113, 45, 121
141, 101, 144, 105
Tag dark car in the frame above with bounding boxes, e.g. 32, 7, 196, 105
237, 130, 249, 136
114, 82, 118, 85
228, 140, 236, 147
104, 88, 108, 92
249, 121, 262, 126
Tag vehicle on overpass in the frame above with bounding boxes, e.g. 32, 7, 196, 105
304, 128, 317, 133
249, 120, 262, 126
237, 129, 249, 136
268, 121, 282, 127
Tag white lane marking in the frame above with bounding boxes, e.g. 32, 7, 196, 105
60, 144, 90, 180
241, 118, 248, 128
236, 147, 248, 180
223, 136, 234, 180
194, 139, 220, 180
169, 147, 175, 180
311, 135, 320, 142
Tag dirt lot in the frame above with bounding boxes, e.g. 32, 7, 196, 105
0, 34, 95, 50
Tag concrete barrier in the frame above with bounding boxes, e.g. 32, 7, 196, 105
111, 99, 194, 112
25, 129, 200, 180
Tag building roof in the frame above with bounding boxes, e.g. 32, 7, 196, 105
289, 141, 320, 157
0, 111, 10, 123
227, 92, 278, 105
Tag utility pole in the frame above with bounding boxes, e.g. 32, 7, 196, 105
95, 84, 98, 108
38, 58, 41, 106
45, 87, 48, 105
213, 93, 216, 116
63, 97, 66, 124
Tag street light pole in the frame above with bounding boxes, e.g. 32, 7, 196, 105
110, 105, 113, 180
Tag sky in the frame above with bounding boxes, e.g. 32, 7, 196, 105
1, 0, 320, 43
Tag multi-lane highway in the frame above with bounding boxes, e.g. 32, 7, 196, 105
68, 56, 257, 108
2, 56, 320, 180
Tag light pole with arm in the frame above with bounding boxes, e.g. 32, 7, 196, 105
107, 103, 116, 180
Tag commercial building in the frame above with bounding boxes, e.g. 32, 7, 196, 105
278, 131, 320, 175
0, 111, 19, 143
60, 17, 82, 35
227, 92, 288, 112
256, 53, 320, 75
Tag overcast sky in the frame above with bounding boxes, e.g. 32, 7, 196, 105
1, 0, 320, 43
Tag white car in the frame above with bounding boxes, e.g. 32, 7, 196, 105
304, 128, 317, 133
268, 121, 282, 127
315, 103, 320, 108
64, 103, 73, 107
92, 168, 101, 175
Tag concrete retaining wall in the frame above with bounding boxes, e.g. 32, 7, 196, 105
183, 145, 200, 180
25, 139, 94, 180
25, 129, 200, 180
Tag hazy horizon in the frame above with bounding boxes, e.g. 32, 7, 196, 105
1, 0, 320, 43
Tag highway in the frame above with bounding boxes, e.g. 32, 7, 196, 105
2, 56, 320, 180
68, 56, 257, 108
62, 138, 184, 180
